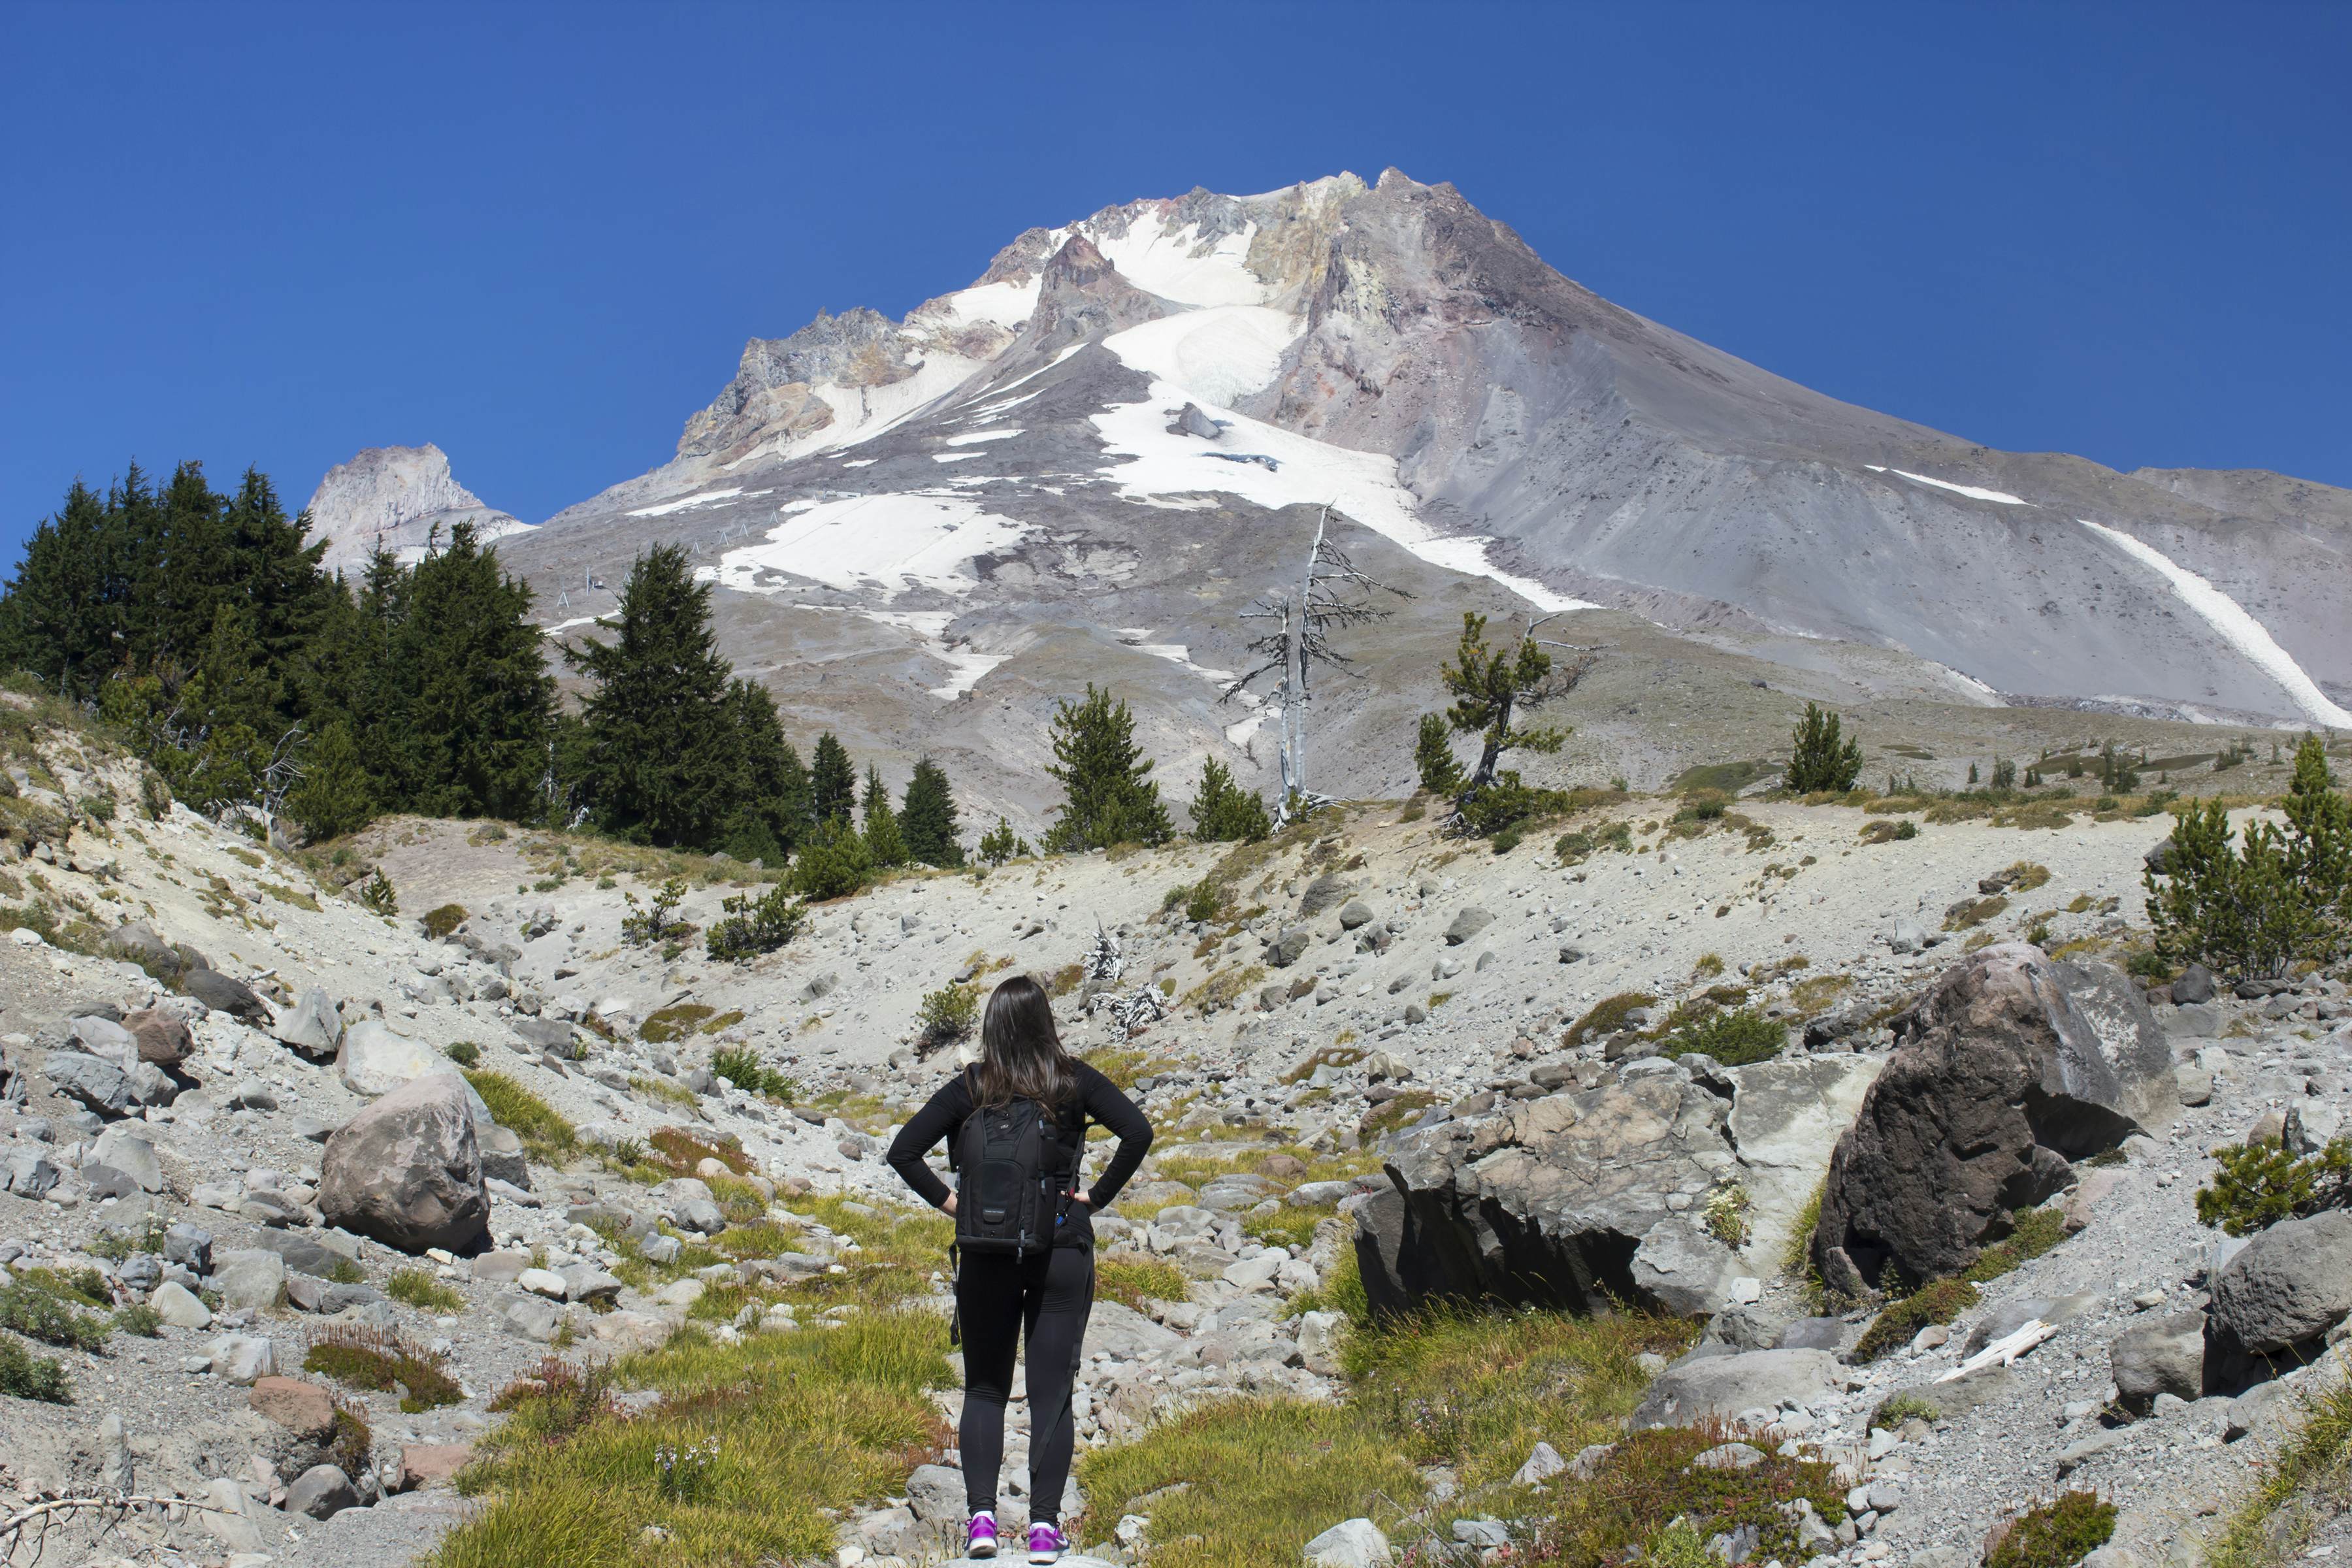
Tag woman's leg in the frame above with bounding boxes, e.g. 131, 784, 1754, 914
1018, 1246, 1096, 1525
956, 1252, 1023, 1516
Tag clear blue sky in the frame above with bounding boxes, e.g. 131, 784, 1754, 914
3, 3, 2345, 559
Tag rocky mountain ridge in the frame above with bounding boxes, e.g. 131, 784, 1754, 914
304, 445, 529, 574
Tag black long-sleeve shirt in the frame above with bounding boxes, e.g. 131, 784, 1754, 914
885, 1062, 1153, 1215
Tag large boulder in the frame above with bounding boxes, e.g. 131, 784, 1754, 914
1813, 944, 2176, 1289
2207, 1211, 2352, 1359
2110, 1309, 2208, 1413
184, 966, 267, 1024
122, 1006, 192, 1067
1627, 1348, 1842, 1430
318, 1072, 490, 1254
273, 987, 345, 1059
338, 1019, 440, 1097
1722, 1055, 1883, 1269
1356, 1070, 1742, 1318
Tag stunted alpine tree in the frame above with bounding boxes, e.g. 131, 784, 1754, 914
1785, 702, 1864, 793
1428, 610, 1592, 808
1045, 685, 1171, 852
1224, 504, 1405, 823
1189, 756, 1271, 843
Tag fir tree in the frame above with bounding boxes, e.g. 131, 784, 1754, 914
1785, 702, 1864, 793
2281, 733, 2351, 934
1044, 685, 1171, 851
862, 764, 909, 868
1437, 612, 1575, 798
1189, 757, 1271, 843
566, 544, 738, 846
791, 816, 875, 901
978, 817, 1030, 866
286, 721, 374, 841
1414, 712, 1465, 796
809, 732, 857, 825
717, 678, 810, 862
899, 756, 964, 867
400, 523, 554, 822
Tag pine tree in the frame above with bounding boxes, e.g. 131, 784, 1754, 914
286, 721, 374, 841
400, 523, 554, 821
900, 756, 964, 867
1785, 703, 1864, 793
1437, 612, 1578, 796
862, 764, 909, 868
1414, 713, 1465, 796
566, 544, 739, 847
791, 815, 875, 900
978, 817, 1030, 866
717, 679, 810, 862
1189, 757, 1271, 843
1043, 685, 1170, 852
809, 732, 857, 825
2281, 733, 2351, 936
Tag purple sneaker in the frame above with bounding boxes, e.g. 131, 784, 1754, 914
966, 1513, 998, 1558
1026, 1522, 1068, 1564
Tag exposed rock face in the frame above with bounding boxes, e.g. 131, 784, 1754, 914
1627, 1348, 1843, 1430
1355, 1069, 1742, 1318
1812, 943, 2176, 1289
318, 1071, 490, 1254
304, 444, 527, 572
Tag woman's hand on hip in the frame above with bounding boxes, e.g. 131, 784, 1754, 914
943, 1194, 958, 1217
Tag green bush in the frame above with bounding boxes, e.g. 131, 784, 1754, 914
0, 1269, 112, 1351
1988, 1492, 2117, 1568
917, 984, 979, 1046
1852, 1277, 1979, 1362
1190, 758, 1271, 844
1872, 1392, 1942, 1429
420, 903, 469, 940
1183, 880, 1230, 925
711, 1045, 796, 1102
1786, 702, 1863, 792
1414, 712, 1465, 797
1663, 1008, 1786, 1067
444, 1041, 482, 1068
0, 1332, 71, 1403
113, 1301, 163, 1337
2146, 737, 2349, 979
2197, 1137, 2352, 1237
706, 884, 807, 962
386, 1269, 465, 1313
977, 816, 1032, 866
620, 877, 691, 944
791, 819, 874, 900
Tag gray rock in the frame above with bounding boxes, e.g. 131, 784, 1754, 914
1963, 1292, 2097, 1355
1627, 1349, 1840, 1430
152, 1280, 212, 1329
559, 1264, 623, 1304
274, 987, 346, 1058
1511, 1441, 1565, 1485
1337, 899, 1376, 930
1299, 872, 1353, 919
1266, 928, 1312, 969
285, 1463, 359, 1519
1303, 1517, 1393, 1567
2167, 1003, 2221, 1038
2111, 1310, 2208, 1413
318, 1071, 491, 1254
3, 1147, 59, 1197
88, 1126, 162, 1192
1814, 944, 2176, 1288
477, 1123, 530, 1190
1774, 1317, 1850, 1352
510, 1016, 576, 1054
42, 1049, 137, 1116
906, 1462, 964, 1522
2209, 1211, 2352, 1357
184, 966, 267, 1023
1630, 1217, 1744, 1316
497, 1292, 565, 1342
2172, 965, 2215, 1005
212, 1248, 290, 1311
210, 1333, 278, 1384
338, 1019, 440, 1097
199, 1475, 265, 1552
164, 1222, 214, 1273
1443, 908, 1494, 945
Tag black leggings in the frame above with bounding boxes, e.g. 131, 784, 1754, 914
956, 1245, 1094, 1522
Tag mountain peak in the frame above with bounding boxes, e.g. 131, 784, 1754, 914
306, 444, 526, 571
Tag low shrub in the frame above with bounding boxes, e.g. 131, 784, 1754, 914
706, 884, 808, 962
444, 1041, 482, 1068
420, 903, 469, 940
1702, 1183, 1752, 1247
0, 1268, 112, 1350
2197, 1137, 2352, 1236
0, 1331, 72, 1403
1852, 1278, 1978, 1362
387, 1269, 466, 1313
1564, 992, 1654, 1048
1987, 1491, 2117, 1568
304, 1326, 465, 1412
113, 1301, 163, 1337
1663, 1008, 1785, 1067
710, 1046, 796, 1103
1872, 1392, 1942, 1429
917, 983, 979, 1047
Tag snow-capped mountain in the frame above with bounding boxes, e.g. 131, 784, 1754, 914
497, 170, 2347, 828
306, 444, 531, 574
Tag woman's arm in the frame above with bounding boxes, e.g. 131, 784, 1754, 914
884, 1076, 970, 1212
1075, 1064, 1154, 1209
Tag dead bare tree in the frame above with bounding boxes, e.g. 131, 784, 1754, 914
1224, 505, 1407, 825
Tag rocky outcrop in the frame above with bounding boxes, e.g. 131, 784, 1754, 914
304, 444, 526, 572
318, 1072, 489, 1254
1813, 943, 2176, 1290
2206, 1211, 2352, 1360
1355, 1068, 1744, 1318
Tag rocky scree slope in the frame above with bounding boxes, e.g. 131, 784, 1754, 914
0, 699, 2347, 1564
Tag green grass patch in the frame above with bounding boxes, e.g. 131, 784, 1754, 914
304, 1325, 465, 1412
640, 1003, 717, 1044
1097, 1257, 1190, 1312
1358, 1090, 1441, 1141
648, 1125, 754, 1175
464, 1069, 578, 1166
2206, 1372, 2352, 1568
1961, 1207, 2069, 1284
1852, 1278, 1979, 1362
1987, 1491, 2116, 1568
1565, 992, 1654, 1047
1661, 1008, 1786, 1067
430, 1313, 953, 1568
420, 903, 469, 940
387, 1269, 466, 1313
710, 1045, 796, 1102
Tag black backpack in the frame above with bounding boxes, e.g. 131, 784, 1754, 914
949, 1074, 1077, 1259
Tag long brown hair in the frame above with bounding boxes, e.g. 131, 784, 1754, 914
969, 973, 1077, 1110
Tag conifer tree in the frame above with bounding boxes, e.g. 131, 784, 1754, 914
400, 523, 554, 821
862, 764, 909, 868
1044, 685, 1170, 852
717, 678, 810, 862
286, 721, 374, 841
566, 544, 738, 846
809, 732, 857, 825
1785, 702, 1864, 793
899, 756, 964, 867
1189, 757, 1271, 843
978, 817, 1030, 866
1414, 713, 1465, 796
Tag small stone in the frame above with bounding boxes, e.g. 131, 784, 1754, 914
1511, 1441, 1566, 1486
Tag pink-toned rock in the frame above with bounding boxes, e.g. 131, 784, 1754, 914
249, 1375, 336, 1439
122, 1006, 193, 1066
399, 1441, 475, 1491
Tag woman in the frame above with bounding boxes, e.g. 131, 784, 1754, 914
887, 973, 1153, 1563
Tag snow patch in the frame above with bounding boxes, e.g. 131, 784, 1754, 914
1090, 380, 1594, 612
629, 487, 745, 517
1867, 466, 2028, 506
2078, 519, 2352, 728
944, 429, 1022, 446
839, 458, 877, 469
1103, 306, 1301, 407
711, 492, 1031, 600
1117, 631, 1235, 688
919, 276, 1041, 331
1085, 212, 1270, 308
932, 452, 987, 463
